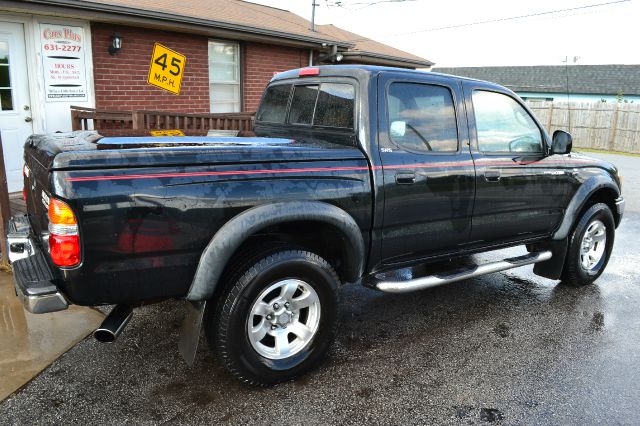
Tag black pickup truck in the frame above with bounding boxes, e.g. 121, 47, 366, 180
9, 65, 624, 386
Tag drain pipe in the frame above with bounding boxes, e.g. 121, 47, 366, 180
309, 48, 314, 66
94, 305, 133, 343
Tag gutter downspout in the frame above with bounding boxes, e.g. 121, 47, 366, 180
309, 48, 314, 66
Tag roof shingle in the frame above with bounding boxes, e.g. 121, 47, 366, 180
432, 65, 640, 96
316, 24, 433, 67
69, 0, 431, 67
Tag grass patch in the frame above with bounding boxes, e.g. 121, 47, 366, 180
574, 147, 640, 158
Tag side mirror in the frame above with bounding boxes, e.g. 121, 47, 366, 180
552, 130, 572, 154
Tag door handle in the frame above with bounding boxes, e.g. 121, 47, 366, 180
483, 170, 501, 182
395, 173, 416, 185
24, 116, 32, 123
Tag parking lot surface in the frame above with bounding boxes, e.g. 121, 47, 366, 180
0, 273, 103, 400
1, 152, 638, 425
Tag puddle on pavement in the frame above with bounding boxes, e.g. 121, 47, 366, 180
0, 272, 104, 400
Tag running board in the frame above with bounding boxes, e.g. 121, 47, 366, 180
374, 251, 552, 294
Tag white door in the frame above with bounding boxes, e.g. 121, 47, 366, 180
0, 21, 33, 193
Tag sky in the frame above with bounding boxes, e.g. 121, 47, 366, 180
247, 0, 639, 67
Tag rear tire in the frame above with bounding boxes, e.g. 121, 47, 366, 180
206, 246, 340, 386
561, 203, 615, 286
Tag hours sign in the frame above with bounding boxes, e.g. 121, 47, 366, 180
40, 24, 88, 102
147, 43, 186, 95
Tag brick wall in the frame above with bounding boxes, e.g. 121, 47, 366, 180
243, 42, 308, 111
92, 23, 210, 113
92, 24, 308, 113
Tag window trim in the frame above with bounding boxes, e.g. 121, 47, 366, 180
471, 88, 546, 156
384, 80, 461, 155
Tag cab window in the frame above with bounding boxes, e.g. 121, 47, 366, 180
387, 82, 458, 153
314, 83, 355, 128
256, 84, 291, 123
286, 83, 355, 129
289, 85, 319, 125
472, 90, 543, 153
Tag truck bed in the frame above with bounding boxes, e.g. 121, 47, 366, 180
23, 132, 373, 305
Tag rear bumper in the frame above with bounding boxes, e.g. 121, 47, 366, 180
7, 215, 68, 314
7, 215, 35, 263
15, 279, 69, 314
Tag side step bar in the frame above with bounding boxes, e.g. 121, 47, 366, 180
374, 251, 552, 294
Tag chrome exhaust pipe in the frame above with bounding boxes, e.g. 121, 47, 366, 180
94, 305, 133, 343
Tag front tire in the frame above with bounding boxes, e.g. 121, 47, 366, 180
206, 247, 340, 386
561, 203, 615, 286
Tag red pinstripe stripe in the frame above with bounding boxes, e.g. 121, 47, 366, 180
64, 158, 594, 182
66, 165, 372, 182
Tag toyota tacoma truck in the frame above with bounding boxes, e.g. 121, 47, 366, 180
8, 65, 624, 386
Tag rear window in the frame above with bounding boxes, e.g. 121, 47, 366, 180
256, 84, 291, 123
289, 85, 319, 125
257, 81, 355, 130
314, 83, 355, 128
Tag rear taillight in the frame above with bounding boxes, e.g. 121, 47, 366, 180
48, 198, 80, 267
49, 234, 80, 266
22, 164, 28, 201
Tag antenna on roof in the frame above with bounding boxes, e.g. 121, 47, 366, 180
310, 0, 319, 31
562, 55, 579, 132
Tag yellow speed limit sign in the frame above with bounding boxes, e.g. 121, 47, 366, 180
147, 43, 186, 95
149, 129, 185, 136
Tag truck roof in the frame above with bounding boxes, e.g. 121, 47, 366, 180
271, 64, 497, 87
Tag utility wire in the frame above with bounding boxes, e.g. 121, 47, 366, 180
329, 0, 417, 9
348, 0, 416, 4
341, 0, 631, 41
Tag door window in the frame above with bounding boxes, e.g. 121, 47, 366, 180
387, 82, 458, 153
208, 41, 240, 112
472, 90, 543, 153
0, 40, 13, 111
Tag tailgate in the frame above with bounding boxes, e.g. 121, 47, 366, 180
23, 131, 99, 237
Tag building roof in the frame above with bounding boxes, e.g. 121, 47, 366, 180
27, 0, 432, 68
76, 0, 345, 45
431, 65, 640, 96
316, 24, 433, 68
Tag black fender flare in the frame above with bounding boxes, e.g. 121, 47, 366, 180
531, 174, 619, 280
553, 174, 620, 241
185, 201, 365, 301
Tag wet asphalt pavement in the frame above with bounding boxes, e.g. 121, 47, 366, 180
1, 152, 639, 425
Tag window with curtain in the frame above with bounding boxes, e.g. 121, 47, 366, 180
208, 41, 240, 113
